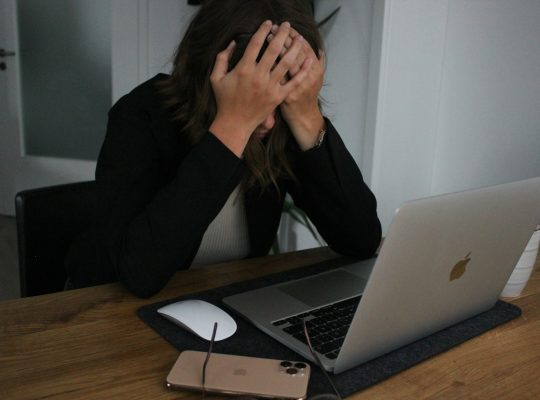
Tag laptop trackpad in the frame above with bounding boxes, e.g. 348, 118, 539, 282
278, 270, 366, 308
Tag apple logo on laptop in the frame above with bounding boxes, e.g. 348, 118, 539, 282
450, 252, 472, 281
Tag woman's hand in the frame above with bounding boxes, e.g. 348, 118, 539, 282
209, 21, 312, 157
270, 26, 325, 151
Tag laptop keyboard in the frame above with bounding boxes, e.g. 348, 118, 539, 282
271, 296, 362, 360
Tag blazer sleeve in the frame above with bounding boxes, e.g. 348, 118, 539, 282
287, 119, 382, 258
95, 96, 246, 297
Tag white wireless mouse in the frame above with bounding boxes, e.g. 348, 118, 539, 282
157, 299, 237, 341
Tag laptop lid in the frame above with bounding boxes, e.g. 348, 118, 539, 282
223, 177, 540, 374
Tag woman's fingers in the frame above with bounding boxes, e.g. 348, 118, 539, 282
268, 25, 316, 77
258, 22, 291, 71
267, 33, 292, 59
269, 24, 293, 52
272, 24, 300, 39
210, 40, 236, 82
210, 19, 316, 134
281, 56, 313, 95
270, 34, 305, 83
240, 20, 273, 65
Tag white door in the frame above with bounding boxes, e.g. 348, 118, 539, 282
0, 0, 187, 216
0, 0, 116, 215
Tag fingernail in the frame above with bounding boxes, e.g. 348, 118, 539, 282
282, 21, 291, 28
271, 24, 278, 33
267, 34, 274, 41
264, 20, 272, 26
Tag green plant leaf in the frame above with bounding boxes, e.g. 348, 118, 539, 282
317, 6, 341, 28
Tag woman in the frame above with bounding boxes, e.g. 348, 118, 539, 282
67, 0, 381, 297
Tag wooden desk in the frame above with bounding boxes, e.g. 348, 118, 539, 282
1, 247, 539, 399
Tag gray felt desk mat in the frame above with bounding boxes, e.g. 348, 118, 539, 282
137, 257, 522, 397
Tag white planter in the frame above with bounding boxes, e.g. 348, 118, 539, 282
501, 227, 540, 297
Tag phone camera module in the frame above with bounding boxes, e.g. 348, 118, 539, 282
286, 367, 299, 375
280, 361, 293, 368
294, 362, 307, 370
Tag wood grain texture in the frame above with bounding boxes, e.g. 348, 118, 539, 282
0, 247, 538, 399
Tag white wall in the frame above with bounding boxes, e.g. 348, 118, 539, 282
148, 0, 197, 77
430, 0, 540, 194
112, 0, 197, 102
368, 0, 540, 233
318, 0, 374, 164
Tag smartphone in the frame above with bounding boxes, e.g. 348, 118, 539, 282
166, 350, 311, 399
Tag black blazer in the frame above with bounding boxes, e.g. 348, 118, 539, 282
67, 74, 381, 297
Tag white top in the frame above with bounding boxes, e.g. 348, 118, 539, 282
190, 185, 250, 268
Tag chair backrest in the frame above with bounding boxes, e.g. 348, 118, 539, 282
15, 181, 97, 297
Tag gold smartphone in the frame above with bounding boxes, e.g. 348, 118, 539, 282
166, 350, 311, 399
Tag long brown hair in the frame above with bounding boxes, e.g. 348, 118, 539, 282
161, 0, 323, 191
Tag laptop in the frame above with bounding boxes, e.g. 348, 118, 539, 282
223, 177, 540, 373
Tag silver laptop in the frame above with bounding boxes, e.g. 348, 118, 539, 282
223, 177, 540, 373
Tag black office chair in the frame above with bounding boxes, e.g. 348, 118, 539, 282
15, 181, 97, 297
